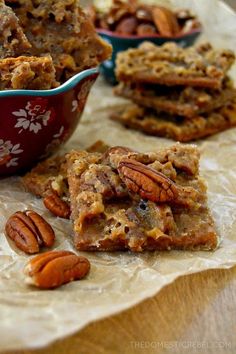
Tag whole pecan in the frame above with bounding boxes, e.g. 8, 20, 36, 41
5, 210, 55, 254
115, 16, 138, 35
151, 6, 180, 36
24, 250, 90, 289
137, 24, 157, 36
43, 191, 70, 219
118, 158, 178, 202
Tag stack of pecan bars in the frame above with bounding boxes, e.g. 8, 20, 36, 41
23, 141, 219, 252
112, 42, 236, 142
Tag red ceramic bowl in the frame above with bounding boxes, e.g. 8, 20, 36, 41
0, 68, 99, 176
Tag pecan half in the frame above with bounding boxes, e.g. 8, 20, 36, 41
115, 16, 138, 35
24, 250, 90, 289
43, 191, 70, 219
137, 24, 157, 35
118, 158, 178, 202
152, 6, 180, 36
5, 210, 55, 254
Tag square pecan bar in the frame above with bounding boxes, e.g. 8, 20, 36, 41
6, 0, 112, 82
67, 144, 218, 252
116, 42, 235, 89
0, 55, 58, 89
0, 1, 31, 58
114, 80, 236, 118
111, 102, 236, 142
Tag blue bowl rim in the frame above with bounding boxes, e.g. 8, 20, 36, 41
0, 67, 99, 98
97, 27, 202, 40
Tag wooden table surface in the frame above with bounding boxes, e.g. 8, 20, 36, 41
3, 266, 236, 354
3, 1, 236, 354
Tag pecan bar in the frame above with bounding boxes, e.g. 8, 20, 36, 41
116, 42, 235, 89
22, 140, 109, 198
0, 1, 31, 58
111, 102, 236, 142
67, 144, 218, 252
0, 55, 58, 90
6, 0, 112, 82
114, 80, 236, 118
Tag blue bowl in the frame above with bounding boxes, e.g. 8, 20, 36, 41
97, 28, 202, 85
0, 68, 99, 175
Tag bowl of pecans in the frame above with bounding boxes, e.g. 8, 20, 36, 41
87, 1, 202, 84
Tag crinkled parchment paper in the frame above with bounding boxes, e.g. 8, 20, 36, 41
1, 0, 236, 351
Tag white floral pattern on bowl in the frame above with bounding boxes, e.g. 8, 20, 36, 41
0, 139, 23, 168
0, 68, 99, 175
12, 98, 55, 134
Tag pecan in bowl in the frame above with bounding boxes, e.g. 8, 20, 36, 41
87, 0, 201, 37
